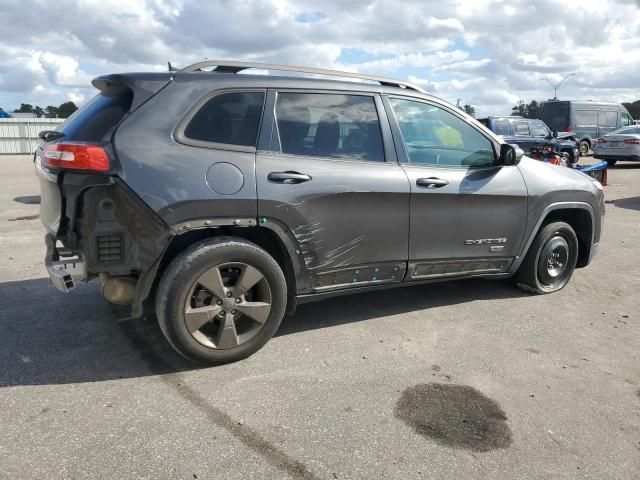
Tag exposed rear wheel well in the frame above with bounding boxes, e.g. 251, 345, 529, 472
153, 226, 296, 307
540, 209, 592, 267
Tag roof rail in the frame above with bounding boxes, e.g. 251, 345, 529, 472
177, 60, 426, 93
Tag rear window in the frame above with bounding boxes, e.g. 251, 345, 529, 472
58, 93, 132, 142
183, 92, 265, 147
541, 102, 570, 131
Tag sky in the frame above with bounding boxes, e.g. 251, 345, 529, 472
0, 0, 639, 117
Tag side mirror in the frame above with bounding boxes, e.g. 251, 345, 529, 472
552, 130, 559, 138
499, 143, 523, 166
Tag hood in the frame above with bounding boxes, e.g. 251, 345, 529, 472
518, 155, 596, 190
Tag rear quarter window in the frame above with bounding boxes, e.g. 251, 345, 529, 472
58, 93, 132, 142
182, 92, 265, 147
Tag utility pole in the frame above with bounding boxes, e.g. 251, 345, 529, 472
540, 73, 576, 100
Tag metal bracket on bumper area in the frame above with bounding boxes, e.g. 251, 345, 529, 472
44, 234, 87, 292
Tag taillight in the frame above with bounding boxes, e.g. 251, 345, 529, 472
623, 139, 640, 144
42, 143, 110, 171
596, 138, 607, 144
566, 126, 573, 132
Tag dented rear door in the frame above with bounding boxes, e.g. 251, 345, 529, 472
256, 90, 410, 293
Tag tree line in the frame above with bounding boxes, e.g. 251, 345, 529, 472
13, 102, 78, 119
511, 99, 640, 119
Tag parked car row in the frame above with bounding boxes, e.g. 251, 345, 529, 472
541, 100, 635, 157
480, 100, 638, 168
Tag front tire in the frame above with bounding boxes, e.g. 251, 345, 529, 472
156, 237, 287, 364
515, 222, 578, 294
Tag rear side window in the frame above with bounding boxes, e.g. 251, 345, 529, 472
275, 92, 384, 162
58, 93, 132, 142
598, 111, 618, 128
184, 92, 265, 147
514, 120, 530, 136
574, 110, 597, 126
492, 119, 511, 135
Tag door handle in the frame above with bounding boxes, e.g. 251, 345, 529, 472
267, 171, 312, 184
416, 177, 449, 188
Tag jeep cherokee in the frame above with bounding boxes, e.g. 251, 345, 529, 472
36, 61, 605, 364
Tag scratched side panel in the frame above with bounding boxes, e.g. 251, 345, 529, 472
256, 153, 411, 293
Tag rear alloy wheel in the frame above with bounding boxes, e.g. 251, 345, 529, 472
579, 140, 590, 156
515, 221, 578, 294
156, 238, 287, 364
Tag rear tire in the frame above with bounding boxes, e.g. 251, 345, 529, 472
515, 222, 578, 294
156, 237, 287, 365
605, 159, 617, 167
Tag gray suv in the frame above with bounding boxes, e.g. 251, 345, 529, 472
36, 61, 605, 364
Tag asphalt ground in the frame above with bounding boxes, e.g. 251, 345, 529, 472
0, 154, 638, 479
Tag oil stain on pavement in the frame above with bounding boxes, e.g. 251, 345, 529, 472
395, 383, 512, 452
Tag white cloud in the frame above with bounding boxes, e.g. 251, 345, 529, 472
0, 0, 638, 115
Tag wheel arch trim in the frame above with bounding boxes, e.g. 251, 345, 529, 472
512, 201, 595, 272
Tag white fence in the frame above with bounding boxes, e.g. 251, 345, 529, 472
0, 118, 64, 154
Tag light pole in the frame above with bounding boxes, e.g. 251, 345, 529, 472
540, 73, 575, 100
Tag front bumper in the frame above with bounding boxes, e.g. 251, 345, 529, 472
45, 234, 86, 292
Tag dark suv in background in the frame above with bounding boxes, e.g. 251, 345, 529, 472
478, 116, 580, 164
36, 61, 604, 364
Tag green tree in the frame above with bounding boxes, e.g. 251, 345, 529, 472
13, 103, 35, 114
622, 101, 640, 120
45, 105, 59, 118
57, 101, 78, 118
463, 104, 476, 117
511, 100, 546, 119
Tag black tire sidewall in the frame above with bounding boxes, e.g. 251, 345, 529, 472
156, 238, 287, 364
517, 222, 578, 294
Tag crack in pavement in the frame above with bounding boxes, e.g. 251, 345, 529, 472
118, 319, 321, 480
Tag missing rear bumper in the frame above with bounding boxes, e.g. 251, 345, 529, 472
44, 234, 87, 292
